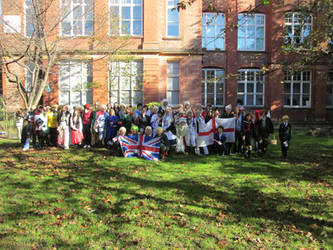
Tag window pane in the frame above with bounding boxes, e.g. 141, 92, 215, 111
237, 94, 244, 106
133, 6, 142, 19
238, 38, 245, 50
207, 93, 214, 105
257, 26, 264, 38
238, 83, 245, 92
133, 21, 142, 35
121, 91, 131, 105
168, 9, 179, 22
293, 83, 301, 94
284, 83, 291, 94
246, 38, 255, 50
302, 95, 310, 107
167, 91, 180, 105
246, 94, 254, 105
256, 95, 263, 106
168, 23, 179, 36
133, 91, 143, 105
293, 94, 300, 106
247, 26, 255, 38
207, 82, 214, 93
122, 6, 130, 19
247, 83, 254, 93
167, 77, 179, 90
167, 62, 179, 74
72, 91, 82, 106
122, 21, 130, 34
59, 91, 70, 105
284, 94, 291, 106
216, 38, 224, 50
303, 83, 310, 94
256, 82, 263, 93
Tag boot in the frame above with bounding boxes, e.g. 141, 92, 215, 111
247, 150, 251, 159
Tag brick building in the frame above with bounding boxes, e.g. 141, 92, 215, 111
0, 0, 332, 121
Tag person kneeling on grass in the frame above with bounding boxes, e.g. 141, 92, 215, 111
155, 127, 169, 160
214, 125, 227, 155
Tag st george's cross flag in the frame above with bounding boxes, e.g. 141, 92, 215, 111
197, 117, 235, 147
119, 134, 161, 161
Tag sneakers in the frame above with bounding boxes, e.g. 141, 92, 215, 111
83, 145, 87, 148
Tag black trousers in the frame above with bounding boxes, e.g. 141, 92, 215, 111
37, 130, 47, 148
234, 130, 243, 153
49, 128, 58, 146
258, 135, 269, 154
214, 143, 226, 155
281, 141, 289, 158
83, 124, 92, 146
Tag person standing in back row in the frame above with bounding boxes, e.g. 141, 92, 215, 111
279, 115, 292, 160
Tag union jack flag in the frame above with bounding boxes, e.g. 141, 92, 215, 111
119, 134, 161, 161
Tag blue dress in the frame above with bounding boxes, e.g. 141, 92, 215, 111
105, 115, 119, 141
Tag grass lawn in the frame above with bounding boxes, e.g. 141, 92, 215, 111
0, 131, 332, 249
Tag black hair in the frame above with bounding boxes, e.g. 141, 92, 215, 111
218, 125, 224, 130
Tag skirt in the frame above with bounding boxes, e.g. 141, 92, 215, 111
71, 130, 84, 145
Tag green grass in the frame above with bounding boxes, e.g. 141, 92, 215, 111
0, 131, 332, 249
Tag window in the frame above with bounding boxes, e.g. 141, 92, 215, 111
202, 68, 224, 106
61, 0, 93, 36
327, 71, 333, 108
25, 62, 35, 94
237, 69, 264, 106
59, 61, 93, 106
167, 0, 180, 37
238, 14, 265, 51
285, 12, 312, 47
109, 0, 142, 36
202, 13, 225, 50
25, 0, 35, 36
167, 62, 180, 105
284, 71, 311, 108
109, 60, 143, 106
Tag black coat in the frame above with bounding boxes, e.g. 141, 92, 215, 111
256, 117, 274, 137
241, 119, 255, 138
279, 122, 292, 142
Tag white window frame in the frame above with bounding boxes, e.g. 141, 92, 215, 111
202, 13, 225, 51
283, 71, 312, 108
237, 13, 265, 51
202, 68, 225, 107
284, 12, 312, 47
109, 0, 143, 36
327, 71, 333, 108
60, 0, 94, 37
166, 0, 180, 38
108, 60, 143, 106
58, 60, 93, 106
237, 69, 265, 107
167, 61, 180, 106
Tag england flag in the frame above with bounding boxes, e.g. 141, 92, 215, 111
197, 118, 236, 147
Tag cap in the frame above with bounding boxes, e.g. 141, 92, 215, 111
84, 104, 90, 109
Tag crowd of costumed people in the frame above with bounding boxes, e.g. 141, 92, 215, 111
15, 99, 292, 160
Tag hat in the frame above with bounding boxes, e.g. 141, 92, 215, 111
179, 117, 187, 124
184, 101, 190, 106
225, 104, 232, 111
161, 99, 168, 104
282, 115, 290, 121
84, 104, 90, 109
239, 106, 245, 111
101, 105, 107, 110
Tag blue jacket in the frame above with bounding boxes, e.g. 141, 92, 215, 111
105, 115, 119, 141
214, 132, 227, 148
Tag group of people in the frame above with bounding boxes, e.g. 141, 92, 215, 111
16, 99, 292, 160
